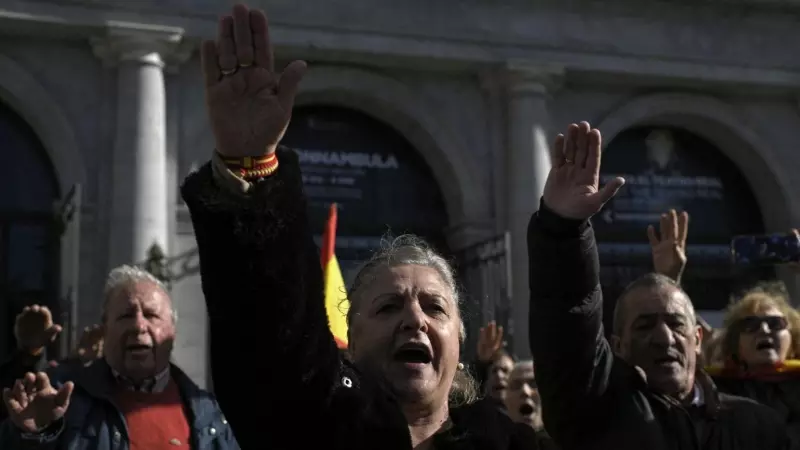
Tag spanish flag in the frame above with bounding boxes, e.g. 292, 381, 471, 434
321, 203, 350, 349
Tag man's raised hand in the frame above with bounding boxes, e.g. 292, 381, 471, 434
201, 3, 307, 158
2, 372, 73, 433
542, 122, 625, 220
14, 305, 61, 354
648, 209, 689, 282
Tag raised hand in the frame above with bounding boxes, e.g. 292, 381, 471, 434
201, 4, 307, 157
542, 122, 625, 221
647, 209, 689, 282
14, 305, 62, 354
2, 372, 73, 433
72, 325, 104, 364
476, 320, 505, 363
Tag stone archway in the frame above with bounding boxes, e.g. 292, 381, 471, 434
595, 92, 799, 306
294, 66, 490, 234
0, 53, 86, 355
596, 92, 792, 232
0, 54, 86, 194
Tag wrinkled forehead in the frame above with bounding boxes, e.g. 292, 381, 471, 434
359, 264, 452, 300
107, 282, 170, 312
624, 286, 694, 322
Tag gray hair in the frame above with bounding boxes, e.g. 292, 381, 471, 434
345, 234, 465, 341
102, 265, 177, 324
612, 272, 695, 337
345, 234, 478, 406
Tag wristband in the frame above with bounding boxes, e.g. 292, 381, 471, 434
218, 152, 279, 180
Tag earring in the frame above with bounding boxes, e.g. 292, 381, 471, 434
457, 362, 465, 371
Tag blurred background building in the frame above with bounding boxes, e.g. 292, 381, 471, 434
1, 0, 799, 389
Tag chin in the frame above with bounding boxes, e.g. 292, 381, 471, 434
388, 378, 436, 401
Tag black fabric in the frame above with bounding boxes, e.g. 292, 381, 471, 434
528, 201, 792, 450
714, 375, 800, 447
181, 148, 549, 450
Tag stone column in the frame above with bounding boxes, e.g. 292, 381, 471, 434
91, 25, 185, 268
505, 62, 563, 358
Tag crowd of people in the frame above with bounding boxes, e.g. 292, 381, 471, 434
1, 4, 800, 449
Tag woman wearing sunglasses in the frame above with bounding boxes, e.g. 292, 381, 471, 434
707, 283, 800, 444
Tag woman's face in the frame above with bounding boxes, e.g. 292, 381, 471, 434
348, 264, 461, 405
486, 355, 514, 401
737, 306, 792, 367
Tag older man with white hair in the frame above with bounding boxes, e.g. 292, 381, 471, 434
0, 265, 239, 450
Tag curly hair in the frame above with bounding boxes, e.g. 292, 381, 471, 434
720, 281, 800, 363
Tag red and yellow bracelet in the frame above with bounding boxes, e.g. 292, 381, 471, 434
220, 153, 279, 180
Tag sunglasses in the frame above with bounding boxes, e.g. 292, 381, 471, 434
738, 315, 788, 333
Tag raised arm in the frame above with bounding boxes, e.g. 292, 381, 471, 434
181, 5, 336, 447
527, 122, 624, 444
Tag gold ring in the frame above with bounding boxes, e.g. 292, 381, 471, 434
239, 62, 252, 68
220, 68, 237, 76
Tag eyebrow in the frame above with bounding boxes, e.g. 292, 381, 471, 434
634, 313, 689, 322
371, 290, 448, 303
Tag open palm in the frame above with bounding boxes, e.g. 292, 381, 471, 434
542, 122, 625, 221
201, 4, 306, 157
3, 372, 73, 433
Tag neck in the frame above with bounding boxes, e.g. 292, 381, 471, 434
677, 373, 697, 405
403, 401, 450, 450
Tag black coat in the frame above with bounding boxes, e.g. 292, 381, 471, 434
181, 148, 551, 450
527, 201, 792, 450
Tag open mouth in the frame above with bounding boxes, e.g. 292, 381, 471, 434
126, 344, 153, 354
653, 355, 680, 366
757, 340, 777, 351
519, 403, 535, 416
393, 342, 433, 366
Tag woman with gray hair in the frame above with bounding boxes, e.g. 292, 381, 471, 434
182, 6, 549, 449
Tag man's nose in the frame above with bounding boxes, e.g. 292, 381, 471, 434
651, 321, 676, 346
133, 313, 148, 332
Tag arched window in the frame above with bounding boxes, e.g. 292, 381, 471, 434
0, 101, 60, 359
595, 126, 765, 332
282, 105, 449, 284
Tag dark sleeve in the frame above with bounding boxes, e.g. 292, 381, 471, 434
527, 199, 615, 443
0, 350, 49, 422
181, 148, 340, 447
471, 359, 491, 394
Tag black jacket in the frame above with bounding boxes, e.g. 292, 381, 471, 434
181, 148, 550, 450
527, 201, 792, 450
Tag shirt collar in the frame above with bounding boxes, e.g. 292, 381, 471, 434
691, 383, 704, 406
112, 366, 170, 393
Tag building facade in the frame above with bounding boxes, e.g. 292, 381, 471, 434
1, 0, 799, 389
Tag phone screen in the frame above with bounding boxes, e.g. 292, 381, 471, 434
731, 233, 800, 266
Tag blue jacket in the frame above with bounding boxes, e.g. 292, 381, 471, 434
0, 359, 239, 450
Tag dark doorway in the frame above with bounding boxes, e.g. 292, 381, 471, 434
282, 105, 450, 286
0, 101, 61, 362
594, 126, 765, 335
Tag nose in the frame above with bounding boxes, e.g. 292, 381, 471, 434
759, 321, 772, 334
651, 321, 676, 347
521, 382, 534, 397
399, 302, 428, 333
133, 312, 148, 333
